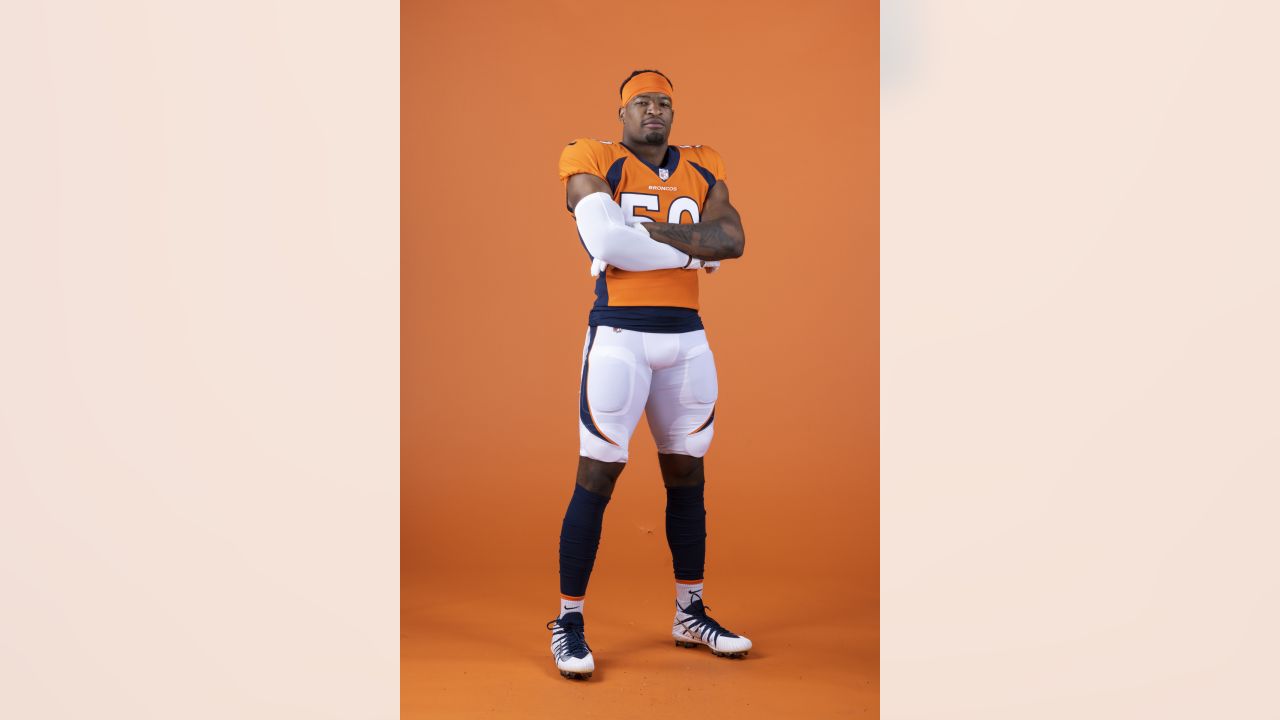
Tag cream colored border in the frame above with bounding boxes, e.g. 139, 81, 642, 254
0, 2, 399, 717
884, 2, 1280, 717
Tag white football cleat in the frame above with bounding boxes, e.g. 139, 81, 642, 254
547, 611, 595, 680
672, 595, 752, 658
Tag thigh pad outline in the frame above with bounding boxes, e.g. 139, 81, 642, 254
683, 347, 719, 406
586, 346, 639, 415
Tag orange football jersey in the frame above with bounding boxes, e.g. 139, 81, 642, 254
559, 138, 727, 333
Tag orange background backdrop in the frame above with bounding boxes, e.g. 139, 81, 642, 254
403, 1, 879, 716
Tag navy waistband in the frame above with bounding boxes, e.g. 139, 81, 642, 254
589, 306, 704, 333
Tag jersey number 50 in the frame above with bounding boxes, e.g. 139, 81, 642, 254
619, 193, 700, 225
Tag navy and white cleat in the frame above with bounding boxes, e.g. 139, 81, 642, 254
672, 595, 752, 659
547, 612, 595, 680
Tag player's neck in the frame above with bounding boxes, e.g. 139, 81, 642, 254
621, 140, 668, 168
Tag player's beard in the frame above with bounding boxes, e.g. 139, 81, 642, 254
642, 130, 666, 144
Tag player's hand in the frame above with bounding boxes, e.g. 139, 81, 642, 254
682, 258, 721, 272
627, 218, 664, 243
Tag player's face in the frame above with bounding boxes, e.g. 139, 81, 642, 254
619, 92, 673, 145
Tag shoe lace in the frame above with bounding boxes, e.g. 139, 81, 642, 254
546, 617, 591, 659
676, 596, 741, 643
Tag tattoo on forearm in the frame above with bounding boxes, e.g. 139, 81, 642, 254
645, 220, 743, 261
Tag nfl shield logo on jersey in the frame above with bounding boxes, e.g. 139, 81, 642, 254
658, 168, 670, 181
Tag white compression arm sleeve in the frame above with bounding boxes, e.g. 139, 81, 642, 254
574, 192, 692, 271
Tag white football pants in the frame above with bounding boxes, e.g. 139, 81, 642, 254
578, 326, 718, 463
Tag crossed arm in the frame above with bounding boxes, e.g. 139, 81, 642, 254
565, 173, 745, 270
640, 181, 746, 261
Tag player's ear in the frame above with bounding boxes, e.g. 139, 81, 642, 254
617, 107, 624, 122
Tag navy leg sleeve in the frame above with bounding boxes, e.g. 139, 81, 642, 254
665, 482, 706, 581
558, 484, 611, 597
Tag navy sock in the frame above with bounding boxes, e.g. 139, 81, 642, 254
558, 483, 611, 598
665, 482, 706, 582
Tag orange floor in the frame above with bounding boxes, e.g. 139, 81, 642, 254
402, 567, 878, 718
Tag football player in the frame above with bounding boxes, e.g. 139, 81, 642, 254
547, 69, 752, 681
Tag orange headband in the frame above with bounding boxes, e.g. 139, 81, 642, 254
619, 72, 674, 107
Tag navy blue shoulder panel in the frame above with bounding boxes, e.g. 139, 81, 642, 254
690, 161, 717, 191
663, 146, 682, 178
605, 157, 626, 195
